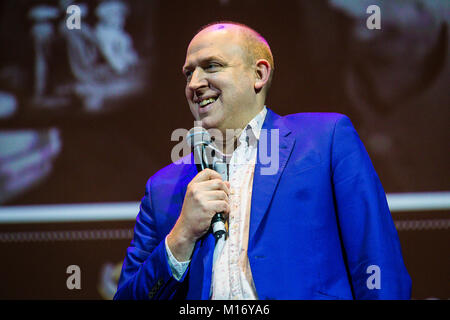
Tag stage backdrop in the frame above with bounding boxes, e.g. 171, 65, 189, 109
0, 0, 448, 299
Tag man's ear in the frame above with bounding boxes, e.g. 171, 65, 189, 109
254, 59, 271, 92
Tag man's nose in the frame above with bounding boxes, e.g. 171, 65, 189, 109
188, 68, 208, 91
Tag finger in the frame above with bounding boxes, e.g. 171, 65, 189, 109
204, 190, 229, 202
197, 178, 230, 195
206, 200, 230, 215
193, 168, 223, 183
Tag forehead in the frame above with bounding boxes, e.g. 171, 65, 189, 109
183, 27, 246, 68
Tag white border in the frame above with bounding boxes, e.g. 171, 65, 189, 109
0, 191, 449, 224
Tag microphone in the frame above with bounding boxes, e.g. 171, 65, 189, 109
186, 126, 211, 171
186, 127, 227, 240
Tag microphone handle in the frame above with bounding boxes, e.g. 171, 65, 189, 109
193, 144, 206, 171
196, 144, 227, 239
211, 212, 226, 240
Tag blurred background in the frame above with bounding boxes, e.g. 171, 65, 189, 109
0, 0, 448, 299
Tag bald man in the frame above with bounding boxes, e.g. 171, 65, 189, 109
114, 22, 411, 300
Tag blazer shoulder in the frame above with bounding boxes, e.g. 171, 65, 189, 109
281, 112, 351, 135
148, 153, 196, 189
283, 112, 348, 124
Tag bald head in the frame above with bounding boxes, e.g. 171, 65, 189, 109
194, 22, 274, 93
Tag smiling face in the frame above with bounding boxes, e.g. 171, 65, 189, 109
183, 25, 262, 135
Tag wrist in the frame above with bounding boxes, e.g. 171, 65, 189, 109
167, 225, 196, 261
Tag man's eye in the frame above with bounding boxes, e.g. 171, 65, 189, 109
206, 63, 220, 70
184, 70, 192, 79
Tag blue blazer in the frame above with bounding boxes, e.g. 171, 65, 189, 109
114, 109, 411, 300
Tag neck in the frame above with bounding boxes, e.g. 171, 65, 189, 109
212, 129, 242, 155
213, 105, 264, 154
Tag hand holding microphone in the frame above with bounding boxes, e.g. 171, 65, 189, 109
166, 128, 230, 261
186, 127, 229, 240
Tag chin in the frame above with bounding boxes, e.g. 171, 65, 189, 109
199, 115, 222, 130
200, 120, 217, 130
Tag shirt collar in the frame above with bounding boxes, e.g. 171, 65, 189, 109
239, 106, 267, 148
209, 106, 268, 162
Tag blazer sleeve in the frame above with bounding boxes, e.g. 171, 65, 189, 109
113, 177, 188, 300
331, 115, 412, 299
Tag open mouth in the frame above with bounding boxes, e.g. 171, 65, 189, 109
197, 96, 219, 114
199, 97, 218, 108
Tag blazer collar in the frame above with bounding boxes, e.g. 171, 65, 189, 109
249, 108, 295, 247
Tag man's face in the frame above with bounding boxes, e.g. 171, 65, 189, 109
183, 26, 257, 134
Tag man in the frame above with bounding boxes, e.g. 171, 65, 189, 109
114, 22, 411, 300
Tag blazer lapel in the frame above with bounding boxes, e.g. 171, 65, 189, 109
249, 109, 295, 246
186, 231, 215, 299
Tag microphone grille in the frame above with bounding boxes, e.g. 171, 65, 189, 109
186, 127, 211, 148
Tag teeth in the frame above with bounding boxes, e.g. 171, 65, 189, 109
199, 97, 216, 107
